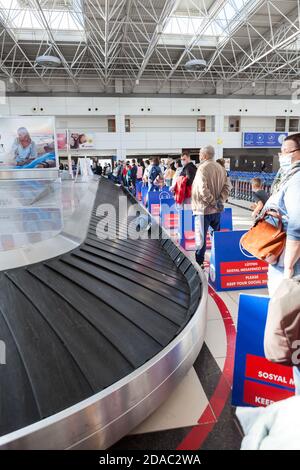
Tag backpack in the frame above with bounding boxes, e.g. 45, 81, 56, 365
149, 165, 160, 183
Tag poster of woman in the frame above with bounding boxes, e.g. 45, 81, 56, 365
69, 131, 95, 149
0, 116, 58, 170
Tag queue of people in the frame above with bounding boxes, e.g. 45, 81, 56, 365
104, 156, 187, 193
91, 136, 300, 306
91, 141, 300, 402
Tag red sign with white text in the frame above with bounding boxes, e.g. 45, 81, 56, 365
221, 273, 268, 289
243, 380, 295, 407
245, 354, 294, 389
220, 260, 268, 275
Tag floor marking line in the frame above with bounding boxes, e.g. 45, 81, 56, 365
176, 285, 237, 450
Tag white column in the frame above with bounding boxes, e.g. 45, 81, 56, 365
215, 113, 224, 159
115, 114, 126, 161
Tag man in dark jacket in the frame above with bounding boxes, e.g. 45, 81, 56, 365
178, 151, 197, 204
130, 159, 138, 192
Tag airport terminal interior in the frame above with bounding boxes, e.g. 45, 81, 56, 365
1, 0, 300, 456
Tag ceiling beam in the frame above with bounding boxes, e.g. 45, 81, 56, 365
132, 0, 180, 88
30, 0, 79, 89
226, 2, 300, 80
157, 0, 228, 91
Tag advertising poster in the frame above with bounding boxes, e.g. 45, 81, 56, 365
56, 131, 68, 150
0, 116, 58, 170
69, 131, 96, 150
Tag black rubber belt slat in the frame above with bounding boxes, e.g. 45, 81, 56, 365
178, 258, 192, 275
85, 232, 177, 269
7, 270, 135, 389
0, 304, 41, 436
60, 254, 187, 322
87, 224, 174, 261
75, 247, 190, 303
88, 221, 167, 255
90, 220, 158, 240
0, 274, 92, 418
81, 243, 189, 293
85, 235, 183, 279
83, 238, 183, 282
27, 264, 164, 358
43, 259, 181, 342
87, 230, 172, 259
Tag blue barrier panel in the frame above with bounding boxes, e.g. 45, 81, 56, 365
148, 191, 161, 216
141, 185, 148, 206
206, 208, 233, 249
143, 187, 173, 208
178, 208, 233, 251
159, 187, 173, 200
160, 197, 178, 230
209, 230, 268, 291
232, 294, 295, 407
221, 207, 233, 231
136, 181, 143, 201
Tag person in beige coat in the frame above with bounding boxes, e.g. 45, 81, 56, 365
192, 145, 230, 267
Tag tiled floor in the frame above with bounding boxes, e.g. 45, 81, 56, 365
112, 202, 269, 451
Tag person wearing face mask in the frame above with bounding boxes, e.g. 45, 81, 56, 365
271, 152, 294, 194
265, 133, 300, 296
171, 158, 183, 188
180, 152, 197, 191
171, 152, 197, 205
262, 134, 300, 398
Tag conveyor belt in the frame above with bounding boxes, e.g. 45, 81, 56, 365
0, 178, 202, 443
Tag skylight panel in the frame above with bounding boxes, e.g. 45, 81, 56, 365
162, 0, 260, 43
0, 0, 85, 42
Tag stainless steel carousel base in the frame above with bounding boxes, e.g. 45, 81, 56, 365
0, 280, 207, 450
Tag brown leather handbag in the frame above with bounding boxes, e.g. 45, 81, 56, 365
240, 211, 286, 263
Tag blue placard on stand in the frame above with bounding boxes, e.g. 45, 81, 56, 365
232, 294, 295, 407
148, 190, 160, 205
221, 208, 233, 231
136, 180, 143, 194
141, 185, 148, 206
243, 132, 288, 148
178, 208, 194, 241
159, 187, 173, 200
177, 208, 233, 249
209, 230, 268, 291
160, 197, 178, 230
160, 197, 176, 212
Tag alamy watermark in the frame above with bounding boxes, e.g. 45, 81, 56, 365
94, 195, 194, 241
291, 80, 300, 105
0, 79, 6, 105
0, 340, 6, 365
292, 340, 300, 366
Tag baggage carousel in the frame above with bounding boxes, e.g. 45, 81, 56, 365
0, 178, 207, 450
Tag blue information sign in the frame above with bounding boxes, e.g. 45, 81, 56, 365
209, 230, 268, 291
243, 132, 288, 148
232, 294, 295, 407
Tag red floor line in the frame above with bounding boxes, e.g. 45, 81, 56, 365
176, 285, 237, 450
